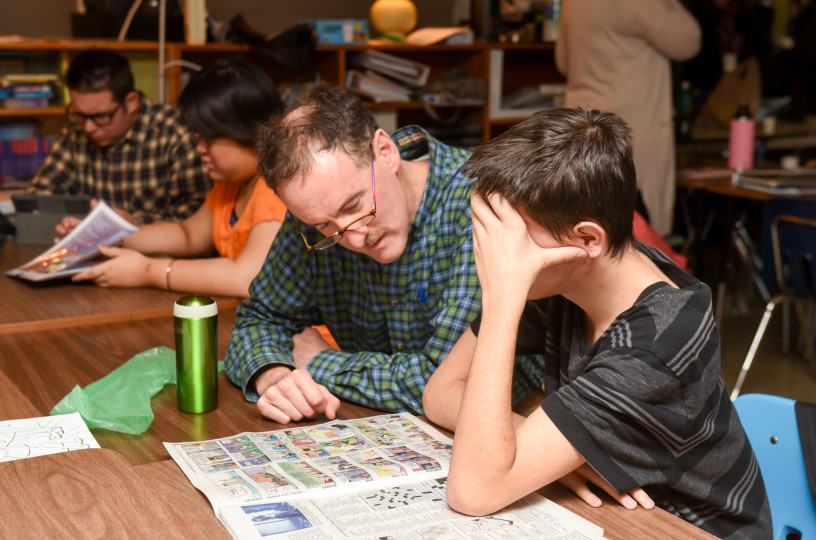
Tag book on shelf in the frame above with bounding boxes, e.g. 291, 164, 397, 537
0, 137, 54, 181
345, 69, 412, 103
349, 50, 431, 87
5, 200, 138, 282
501, 83, 565, 110
1, 73, 62, 108
165, 412, 604, 540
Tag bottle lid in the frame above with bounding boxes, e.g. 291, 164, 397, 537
734, 105, 752, 118
174, 295, 218, 318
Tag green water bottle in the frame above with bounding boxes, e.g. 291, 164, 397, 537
173, 295, 218, 413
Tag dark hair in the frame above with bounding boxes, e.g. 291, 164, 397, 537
178, 58, 285, 149
65, 50, 134, 103
464, 107, 637, 257
257, 82, 379, 191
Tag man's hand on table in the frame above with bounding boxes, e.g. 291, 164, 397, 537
254, 366, 341, 424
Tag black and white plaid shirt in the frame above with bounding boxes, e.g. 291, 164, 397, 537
30, 94, 211, 224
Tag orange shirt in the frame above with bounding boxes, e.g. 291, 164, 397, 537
205, 179, 338, 349
205, 179, 287, 259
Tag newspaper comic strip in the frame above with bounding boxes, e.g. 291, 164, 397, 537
164, 413, 453, 510
166, 413, 604, 540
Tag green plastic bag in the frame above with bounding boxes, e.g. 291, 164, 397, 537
50, 346, 177, 435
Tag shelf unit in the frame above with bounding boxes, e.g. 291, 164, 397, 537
0, 39, 564, 144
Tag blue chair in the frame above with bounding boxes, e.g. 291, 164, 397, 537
734, 393, 816, 539
730, 198, 816, 400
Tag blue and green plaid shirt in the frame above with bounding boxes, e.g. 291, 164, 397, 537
225, 126, 480, 413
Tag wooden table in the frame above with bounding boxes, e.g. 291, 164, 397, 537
0, 242, 241, 335
0, 313, 714, 539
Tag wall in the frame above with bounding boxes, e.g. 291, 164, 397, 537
0, 0, 467, 40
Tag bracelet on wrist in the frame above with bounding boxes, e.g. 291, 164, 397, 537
165, 259, 175, 291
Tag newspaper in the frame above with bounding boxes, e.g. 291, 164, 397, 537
164, 413, 604, 539
5, 201, 138, 282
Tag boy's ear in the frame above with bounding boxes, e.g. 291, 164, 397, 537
571, 221, 606, 258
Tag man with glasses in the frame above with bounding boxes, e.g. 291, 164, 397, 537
223, 83, 537, 424
29, 50, 210, 225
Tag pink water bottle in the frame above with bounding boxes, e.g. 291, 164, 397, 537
728, 105, 755, 171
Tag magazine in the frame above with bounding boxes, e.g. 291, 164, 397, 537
5, 201, 138, 282
165, 413, 604, 539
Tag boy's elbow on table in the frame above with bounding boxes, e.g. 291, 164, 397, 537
445, 473, 506, 517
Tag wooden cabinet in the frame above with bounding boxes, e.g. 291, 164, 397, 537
0, 39, 564, 144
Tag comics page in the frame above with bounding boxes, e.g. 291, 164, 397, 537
167, 413, 605, 539
164, 413, 453, 512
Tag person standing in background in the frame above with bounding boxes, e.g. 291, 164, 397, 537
556, 0, 701, 236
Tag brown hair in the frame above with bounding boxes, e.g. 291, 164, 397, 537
463, 107, 637, 257
257, 82, 378, 191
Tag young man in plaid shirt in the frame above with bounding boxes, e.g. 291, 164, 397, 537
30, 50, 210, 225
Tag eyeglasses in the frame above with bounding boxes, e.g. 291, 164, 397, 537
66, 101, 124, 127
292, 147, 376, 251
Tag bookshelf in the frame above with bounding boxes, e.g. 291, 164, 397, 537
0, 38, 564, 145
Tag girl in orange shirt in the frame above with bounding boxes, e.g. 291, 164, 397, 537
70, 59, 286, 298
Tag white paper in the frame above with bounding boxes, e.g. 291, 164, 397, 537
0, 412, 100, 462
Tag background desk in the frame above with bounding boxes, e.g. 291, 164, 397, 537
677, 115, 816, 167
0, 242, 241, 335
676, 168, 774, 201
0, 310, 715, 538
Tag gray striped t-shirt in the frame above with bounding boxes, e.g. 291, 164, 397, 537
477, 242, 772, 539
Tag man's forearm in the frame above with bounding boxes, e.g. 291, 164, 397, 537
308, 349, 433, 414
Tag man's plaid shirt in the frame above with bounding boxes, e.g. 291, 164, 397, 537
225, 126, 481, 414
29, 94, 211, 224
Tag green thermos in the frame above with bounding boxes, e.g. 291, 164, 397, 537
173, 295, 218, 413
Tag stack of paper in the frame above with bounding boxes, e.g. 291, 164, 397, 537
345, 69, 412, 103
732, 169, 816, 195
348, 49, 431, 99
